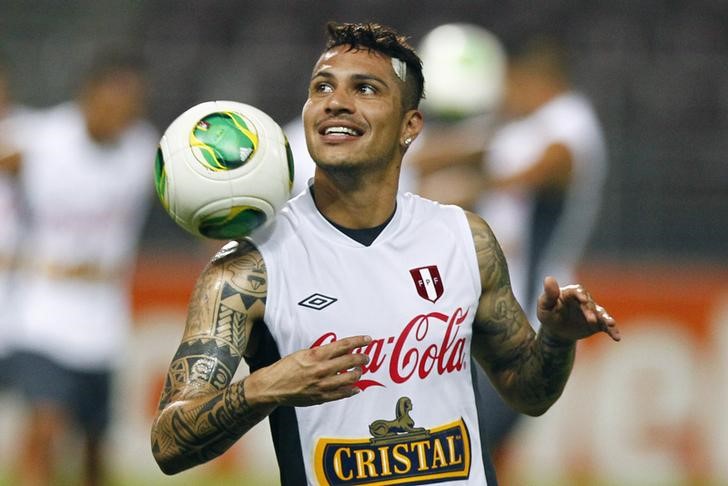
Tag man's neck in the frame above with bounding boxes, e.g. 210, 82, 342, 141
311, 166, 399, 229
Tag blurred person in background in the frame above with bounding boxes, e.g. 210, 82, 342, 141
411, 32, 608, 455
0, 50, 158, 486
0, 53, 23, 390
476, 34, 608, 319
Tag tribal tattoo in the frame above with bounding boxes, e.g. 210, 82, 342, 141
152, 241, 270, 474
467, 212, 575, 415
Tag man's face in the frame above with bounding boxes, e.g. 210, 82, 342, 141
302, 46, 409, 173
82, 71, 146, 143
502, 62, 546, 118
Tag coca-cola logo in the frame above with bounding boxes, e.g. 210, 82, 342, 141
310, 308, 469, 390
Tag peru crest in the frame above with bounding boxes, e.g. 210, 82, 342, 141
409, 265, 444, 303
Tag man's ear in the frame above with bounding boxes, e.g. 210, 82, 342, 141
400, 109, 423, 148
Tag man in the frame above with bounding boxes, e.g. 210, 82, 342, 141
151, 22, 619, 485
4, 52, 158, 486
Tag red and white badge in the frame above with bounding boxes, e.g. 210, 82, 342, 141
409, 265, 444, 303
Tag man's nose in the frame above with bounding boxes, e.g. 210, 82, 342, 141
325, 88, 354, 115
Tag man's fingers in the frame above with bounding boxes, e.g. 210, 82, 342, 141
560, 284, 599, 323
319, 366, 364, 391
306, 338, 370, 380
539, 280, 621, 344
581, 297, 599, 324
325, 352, 369, 377
596, 305, 621, 341
540, 276, 561, 310
313, 335, 372, 359
604, 320, 621, 341
310, 365, 366, 403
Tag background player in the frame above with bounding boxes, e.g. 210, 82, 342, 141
3, 51, 158, 486
151, 22, 619, 485
412, 31, 609, 453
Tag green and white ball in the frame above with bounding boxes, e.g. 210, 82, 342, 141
155, 100, 294, 239
419, 23, 506, 118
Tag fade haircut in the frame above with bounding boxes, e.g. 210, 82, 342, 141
324, 21, 425, 111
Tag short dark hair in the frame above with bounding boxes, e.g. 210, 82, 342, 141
324, 21, 424, 111
82, 48, 147, 87
506, 34, 570, 81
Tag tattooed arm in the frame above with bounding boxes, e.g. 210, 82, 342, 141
150, 240, 271, 474
151, 240, 370, 475
467, 212, 620, 416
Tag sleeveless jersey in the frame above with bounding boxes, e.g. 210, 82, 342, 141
11, 102, 158, 370
250, 188, 490, 485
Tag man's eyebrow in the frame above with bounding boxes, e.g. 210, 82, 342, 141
311, 70, 333, 81
310, 70, 389, 88
351, 73, 389, 87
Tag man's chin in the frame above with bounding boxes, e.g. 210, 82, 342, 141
314, 159, 360, 174
310, 149, 358, 170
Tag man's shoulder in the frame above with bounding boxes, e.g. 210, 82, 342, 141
536, 92, 600, 131
401, 190, 454, 210
248, 190, 311, 245
401, 191, 469, 224
210, 239, 262, 266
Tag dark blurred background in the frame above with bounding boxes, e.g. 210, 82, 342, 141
1, 0, 726, 262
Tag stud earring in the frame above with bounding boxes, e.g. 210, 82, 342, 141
404, 137, 413, 146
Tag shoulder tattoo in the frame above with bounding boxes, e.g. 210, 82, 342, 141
158, 240, 267, 408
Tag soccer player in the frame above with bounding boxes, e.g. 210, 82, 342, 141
151, 22, 620, 485
4, 51, 158, 486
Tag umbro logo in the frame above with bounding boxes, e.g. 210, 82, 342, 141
298, 293, 337, 310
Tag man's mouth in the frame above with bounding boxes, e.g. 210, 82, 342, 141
323, 126, 362, 136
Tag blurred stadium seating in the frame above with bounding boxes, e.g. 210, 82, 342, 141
0, 1, 725, 260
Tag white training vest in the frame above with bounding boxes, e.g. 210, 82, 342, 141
11, 103, 158, 369
250, 188, 488, 485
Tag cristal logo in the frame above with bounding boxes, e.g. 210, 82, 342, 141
311, 308, 469, 390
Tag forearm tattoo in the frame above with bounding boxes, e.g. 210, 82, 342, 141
468, 213, 574, 412
152, 242, 268, 472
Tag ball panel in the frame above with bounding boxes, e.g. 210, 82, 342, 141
190, 111, 259, 171
153, 147, 169, 210
284, 136, 295, 190
198, 206, 268, 239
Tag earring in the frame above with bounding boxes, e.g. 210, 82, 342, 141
404, 137, 413, 146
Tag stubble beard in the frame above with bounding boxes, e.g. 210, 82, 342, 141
313, 150, 395, 191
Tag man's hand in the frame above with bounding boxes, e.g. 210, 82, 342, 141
246, 335, 372, 408
537, 276, 621, 343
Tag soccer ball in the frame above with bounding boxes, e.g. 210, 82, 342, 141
154, 100, 294, 239
419, 23, 505, 118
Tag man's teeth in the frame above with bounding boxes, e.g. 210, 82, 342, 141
325, 127, 359, 136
